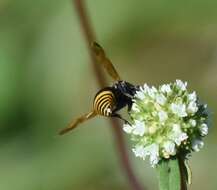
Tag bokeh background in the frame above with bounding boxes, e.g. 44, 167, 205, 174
0, 1, 216, 190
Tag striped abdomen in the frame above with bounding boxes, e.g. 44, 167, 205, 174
93, 90, 116, 116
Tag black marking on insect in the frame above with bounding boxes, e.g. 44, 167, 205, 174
59, 42, 139, 135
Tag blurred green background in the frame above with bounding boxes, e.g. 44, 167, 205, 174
0, 0, 216, 190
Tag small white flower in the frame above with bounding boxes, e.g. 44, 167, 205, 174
188, 91, 197, 102
150, 154, 159, 167
187, 101, 198, 114
148, 125, 157, 134
170, 103, 187, 117
147, 144, 159, 167
143, 84, 150, 93
132, 120, 146, 136
175, 79, 187, 91
148, 86, 157, 99
192, 139, 204, 152
170, 124, 188, 145
133, 144, 160, 166
199, 123, 208, 136
151, 86, 158, 93
135, 91, 145, 100
163, 141, 176, 156
160, 84, 172, 94
156, 94, 167, 105
123, 123, 133, 134
189, 119, 196, 127
132, 145, 146, 159
132, 103, 140, 112
158, 110, 168, 122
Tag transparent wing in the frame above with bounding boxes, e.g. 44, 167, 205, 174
59, 111, 97, 135
92, 42, 121, 81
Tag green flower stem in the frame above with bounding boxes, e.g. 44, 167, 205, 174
156, 158, 187, 190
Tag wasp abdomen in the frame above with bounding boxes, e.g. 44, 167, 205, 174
93, 90, 116, 116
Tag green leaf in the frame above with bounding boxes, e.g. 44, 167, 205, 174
156, 160, 170, 190
156, 158, 187, 190
169, 159, 181, 190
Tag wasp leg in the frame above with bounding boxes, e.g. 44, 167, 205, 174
59, 111, 97, 135
127, 101, 133, 112
111, 113, 130, 125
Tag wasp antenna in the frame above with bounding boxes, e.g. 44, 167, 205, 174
59, 111, 97, 135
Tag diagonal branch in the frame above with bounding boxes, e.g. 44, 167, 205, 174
73, 1, 144, 190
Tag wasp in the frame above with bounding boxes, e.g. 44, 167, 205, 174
59, 42, 139, 135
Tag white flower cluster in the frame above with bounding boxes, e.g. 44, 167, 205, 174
123, 80, 209, 167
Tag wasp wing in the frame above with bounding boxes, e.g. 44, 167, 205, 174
92, 42, 121, 81
59, 111, 97, 135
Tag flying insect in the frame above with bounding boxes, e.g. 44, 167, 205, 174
59, 42, 139, 135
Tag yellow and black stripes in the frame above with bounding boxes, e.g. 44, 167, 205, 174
93, 90, 116, 116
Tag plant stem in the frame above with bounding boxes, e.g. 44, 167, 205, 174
178, 157, 188, 190
73, 1, 144, 190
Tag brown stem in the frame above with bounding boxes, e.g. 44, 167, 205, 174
73, 0, 105, 87
73, 1, 144, 190
178, 157, 187, 190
